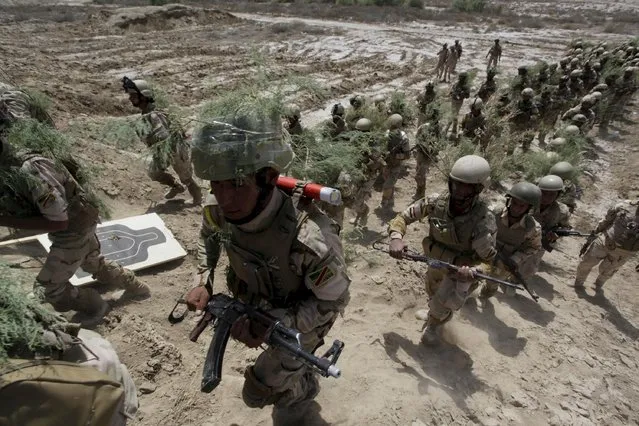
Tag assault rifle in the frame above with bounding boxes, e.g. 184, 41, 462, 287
189, 293, 344, 393
372, 241, 538, 301
542, 227, 592, 252
495, 252, 539, 302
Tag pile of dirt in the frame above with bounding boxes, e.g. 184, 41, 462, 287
106, 4, 240, 32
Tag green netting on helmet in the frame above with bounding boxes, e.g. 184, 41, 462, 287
191, 120, 294, 181
0, 263, 67, 362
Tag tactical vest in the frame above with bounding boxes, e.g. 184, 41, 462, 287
496, 212, 536, 256
224, 193, 312, 308
608, 208, 639, 251
422, 194, 484, 265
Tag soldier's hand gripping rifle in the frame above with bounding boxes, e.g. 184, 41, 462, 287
542, 227, 593, 252
372, 241, 536, 300
495, 252, 540, 302
189, 293, 344, 393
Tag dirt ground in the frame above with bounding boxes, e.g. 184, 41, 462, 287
1, 1, 639, 425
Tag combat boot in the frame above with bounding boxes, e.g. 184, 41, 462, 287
420, 318, 441, 346
593, 278, 605, 294
121, 276, 151, 300
186, 181, 203, 205
164, 184, 185, 199
272, 372, 320, 426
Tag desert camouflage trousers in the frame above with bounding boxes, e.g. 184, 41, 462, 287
148, 140, 194, 186
425, 267, 478, 327
242, 324, 328, 409
35, 226, 137, 313
575, 236, 637, 287
481, 253, 539, 297
414, 149, 432, 189
381, 162, 402, 204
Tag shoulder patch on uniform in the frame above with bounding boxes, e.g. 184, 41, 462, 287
308, 265, 336, 289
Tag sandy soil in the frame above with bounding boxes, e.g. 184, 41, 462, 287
1, 2, 638, 425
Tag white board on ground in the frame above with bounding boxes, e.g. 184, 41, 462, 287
37, 213, 186, 286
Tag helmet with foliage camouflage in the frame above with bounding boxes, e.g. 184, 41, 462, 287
590, 91, 602, 102
191, 120, 294, 181
470, 97, 483, 111
593, 83, 608, 92
564, 124, 581, 136
570, 69, 582, 78
373, 94, 386, 105
331, 103, 345, 116
387, 114, 403, 129
572, 114, 588, 125
449, 155, 491, 186
350, 95, 365, 108
283, 104, 301, 119
521, 88, 535, 99
538, 175, 564, 192
508, 181, 542, 207
549, 161, 574, 181
355, 118, 372, 132
122, 77, 154, 99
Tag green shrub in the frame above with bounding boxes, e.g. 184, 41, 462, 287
451, 0, 486, 13
407, 0, 424, 7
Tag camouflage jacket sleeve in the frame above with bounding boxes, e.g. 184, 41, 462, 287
387, 196, 433, 240
140, 110, 171, 147
595, 204, 620, 233
511, 218, 542, 265
289, 208, 351, 334
470, 203, 498, 262
196, 194, 224, 285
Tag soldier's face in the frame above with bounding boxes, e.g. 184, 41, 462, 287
540, 190, 559, 206
210, 176, 261, 222
508, 198, 531, 218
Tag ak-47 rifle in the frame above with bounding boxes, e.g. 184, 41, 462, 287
188, 293, 344, 393
579, 231, 598, 257
372, 241, 536, 300
495, 252, 539, 302
542, 227, 592, 252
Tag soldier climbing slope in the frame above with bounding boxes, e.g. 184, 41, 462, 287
486, 39, 502, 70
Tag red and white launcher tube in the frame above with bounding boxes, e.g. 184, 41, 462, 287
276, 176, 342, 206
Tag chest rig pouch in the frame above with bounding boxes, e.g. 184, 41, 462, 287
613, 210, 639, 251
225, 194, 310, 308
423, 195, 480, 265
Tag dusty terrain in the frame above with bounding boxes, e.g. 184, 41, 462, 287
1, 1, 639, 425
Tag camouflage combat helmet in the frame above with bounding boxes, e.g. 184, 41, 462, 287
572, 114, 588, 125
559, 57, 570, 66
549, 161, 574, 181
538, 175, 564, 192
331, 103, 345, 116
593, 62, 602, 71
564, 124, 581, 136
549, 137, 566, 149
508, 181, 542, 207
350, 95, 365, 108
624, 67, 636, 76
449, 155, 491, 186
470, 98, 483, 111
580, 95, 594, 107
191, 120, 294, 181
521, 88, 535, 99
283, 104, 301, 119
570, 69, 582, 78
355, 118, 372, 132
593, 83, 608, 92
373, 94, 386, 105
387, 114, 403, 129
122, 77, 153, 99
590, 91, 603, 102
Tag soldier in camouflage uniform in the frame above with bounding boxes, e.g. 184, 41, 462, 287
568, 70, 586, 99
532, 175, 571, 265
283, 104, 304, 136
562, 95, 596, 131
460, 98, 488, 150
581, 62, 599, 92
443, 45, 459, 83
556, 75, 574, 111
379, 114, 411, 209
508, 88, 539, 152
322, 103, 347, 139
388, 155, 497, 344
486, 39, 501, 71
123, 78, 202, 204
532, 65, 549, 93
0, 140, 149, 325
550, 161, 579, 213
575, 199, 639, 292
435, 43, 449, 81
611, 67, 638, 122
481, 182, 542, 298
447, 72, 470, 137
413, 109, 442, 201
185, 116, 350, 423
512, 66, 530, 97
476, 68, 498, 102
416, 81, 436, 126
535, 86, 560, 146
345, 95, 365, 130
0, 83, 55, 133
